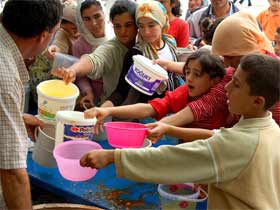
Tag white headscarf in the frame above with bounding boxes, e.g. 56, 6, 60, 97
75, 0, 113, 47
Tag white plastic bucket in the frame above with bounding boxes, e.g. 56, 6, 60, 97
176, 48, 194, 62
125, 55, 168, 96
37, 80, 79, 121
158, 183, 208, 210
55, 111, 97, 146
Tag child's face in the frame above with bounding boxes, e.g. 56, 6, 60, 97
112, 12, 137, 48
225, 67, 258, 117
268, 0, 280, 12
138, 17, 162, 45
185, 59, 217, 98
62, 22, 79, 39
274, 32, 280, 56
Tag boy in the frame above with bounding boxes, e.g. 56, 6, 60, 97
274, 27, 280, 56
257, 0, 280, 41
80, 54, 280, 209
85, 51, 227, 141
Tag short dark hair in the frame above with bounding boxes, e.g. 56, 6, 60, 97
201, 17, 225, 45
171, 0, 182, 17
80, 0, 102, 15
109, 0, 137, 21
184, 51, 226, 79
2, 0, 62, 38
240, 54, 280, 110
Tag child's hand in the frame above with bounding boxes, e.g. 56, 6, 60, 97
51, 67, 77, 84
80, 149, 115, 169
84, 107, 110, 134
46, 45, 60, 60
146, 122, 170, 144
153, 59, 170, 71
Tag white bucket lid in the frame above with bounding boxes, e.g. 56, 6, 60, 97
56, 111, 97, 125
133, 55, 168, 80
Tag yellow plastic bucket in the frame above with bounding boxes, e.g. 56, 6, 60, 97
37, 80, 79, 121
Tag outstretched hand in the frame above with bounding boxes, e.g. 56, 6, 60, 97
146, 122, 170, 144
51, 67, 77, 84
80, 149, 115, 169
84, 107, 111, 134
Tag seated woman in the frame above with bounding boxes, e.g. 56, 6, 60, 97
73, 0, 112, 108
102, 1, 183, 108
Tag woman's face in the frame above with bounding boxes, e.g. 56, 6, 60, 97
82, 4, 105, 38
188, 0, 203, 11
138, 17, 162, 45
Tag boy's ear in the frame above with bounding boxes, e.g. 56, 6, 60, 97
253, 96, 266, 110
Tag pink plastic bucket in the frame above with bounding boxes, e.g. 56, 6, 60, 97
104, 122, 148, 148
53, 140, 102, 181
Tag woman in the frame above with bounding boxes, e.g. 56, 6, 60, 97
73, 0, 112, 108
102, 1, 183, 108
51, 0, 138, 108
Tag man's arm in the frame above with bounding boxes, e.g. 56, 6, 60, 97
1, 168, 32, 209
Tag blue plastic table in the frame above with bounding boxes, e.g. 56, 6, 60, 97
28, 138, 182, 209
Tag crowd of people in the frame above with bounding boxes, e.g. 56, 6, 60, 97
0, 0, 279, 209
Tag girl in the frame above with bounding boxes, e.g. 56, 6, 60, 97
85, 51, 227, 139
102, 1, 183, 108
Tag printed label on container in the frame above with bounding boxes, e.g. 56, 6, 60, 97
63, 124, 94, 141
126, 65, 161, 95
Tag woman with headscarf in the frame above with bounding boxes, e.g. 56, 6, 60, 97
102, 0, 183, 108
73, 0, 113, 108
153, 11, 280, 127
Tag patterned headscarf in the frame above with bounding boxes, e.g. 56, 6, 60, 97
212, 11, 274, 56
135, 0, 176, 60
134, 1, 179, 93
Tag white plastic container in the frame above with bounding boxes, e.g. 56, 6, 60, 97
37, 80, 79, 121
55, 111, 97, 145
158, 183, 208, 210
52, 52, 79, 71
125, 55, 168, 96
